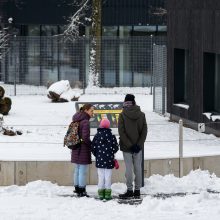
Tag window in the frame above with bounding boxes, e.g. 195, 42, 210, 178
119, 26, 132, 38
174, 48, 189, 104
215, 55, 220, 112
203, 53, 220, 113
158, 26, 167, 32
102, 26, 118, 36
28, 25, 40, 36
133, 26, 156, 36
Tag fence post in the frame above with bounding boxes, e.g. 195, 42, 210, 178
152, 44, 155, 111
179, 119, 183, 178
162, 45, 167, 115
150, 34, 153, 95
142, 147, 144, 187
0, 114, 3, 132
13, 37, 17, 96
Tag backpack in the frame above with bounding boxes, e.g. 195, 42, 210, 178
64, 121, 81, 150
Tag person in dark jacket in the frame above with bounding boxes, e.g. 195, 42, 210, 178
118, 94, 147, 199
91, 118, 119, 200
71, 103, 94, 197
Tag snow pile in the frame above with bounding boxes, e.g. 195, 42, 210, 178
1, 170, 220, 198
47, 80, 71, 95
0, 181, 68, 197
1, 170, 220, 219
142, 169, 220, 194
47, 80, 81, 102
60, 88, 81, 102
203, 112, 220, 121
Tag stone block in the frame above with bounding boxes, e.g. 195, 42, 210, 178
0, 161, 15, 185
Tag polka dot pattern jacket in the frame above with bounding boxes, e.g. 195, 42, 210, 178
91, 128, 119, 169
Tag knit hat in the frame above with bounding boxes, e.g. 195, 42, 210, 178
99, 118, 110, 128
124, 94, 135, 102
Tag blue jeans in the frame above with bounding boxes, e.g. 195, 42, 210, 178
73, 164, 89, 188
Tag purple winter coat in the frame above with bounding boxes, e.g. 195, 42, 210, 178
71, 112, 92, 164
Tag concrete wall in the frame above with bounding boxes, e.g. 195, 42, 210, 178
1, 156, 220, 186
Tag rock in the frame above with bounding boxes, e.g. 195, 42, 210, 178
3, 128, 16, 136
47, 80, 81, 102
0, 86, 5, 98
48, 91, 60, 102
0, 97, 12, 115
71, 96, 79, 101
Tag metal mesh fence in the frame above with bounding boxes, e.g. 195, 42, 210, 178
153, 44, 167, 115
0, 36, 166, 96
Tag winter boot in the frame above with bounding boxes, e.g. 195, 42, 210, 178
119, 190, 133, 199
98, 189, 105, 200
73, 186, 80, 194
133, 190, 140, 198
78, 187, 89, 197
105, 189, 112, 200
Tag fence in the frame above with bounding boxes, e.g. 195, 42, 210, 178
153, 44, 167, 115
0, 35, 166, 95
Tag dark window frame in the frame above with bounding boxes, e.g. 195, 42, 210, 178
174, 48, 189, 104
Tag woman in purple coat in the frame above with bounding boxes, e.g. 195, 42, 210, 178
71, 103, 94, 197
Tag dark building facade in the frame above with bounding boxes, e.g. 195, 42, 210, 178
0, 0, 166, 87
167, 0, 220, 134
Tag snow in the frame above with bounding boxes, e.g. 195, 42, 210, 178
173, 103, 190, 109
1, 88, 220, 219
212, 115, 220, 122
203, 112, 212, 120
59, 89, 81, 101
47, 80, 71, 95
1, 92, 220, 161
1, 170, 220, 219
203, 112, 220, 121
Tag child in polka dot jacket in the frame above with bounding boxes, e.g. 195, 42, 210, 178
91, 118, 119, 200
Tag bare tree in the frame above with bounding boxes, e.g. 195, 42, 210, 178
88, 0, 101, 87
64, 0, 91, 37
0, 28, 9, 60
152, 7, 167, 16
65, 0, 101, 88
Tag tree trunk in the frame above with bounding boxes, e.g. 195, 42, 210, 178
88, 0, 102, 87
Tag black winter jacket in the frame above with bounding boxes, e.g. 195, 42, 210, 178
118, 105, 147, 152
91, 128, 119, 169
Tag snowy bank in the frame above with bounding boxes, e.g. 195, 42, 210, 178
1, 94, 220, 161
1, 170, 220, 220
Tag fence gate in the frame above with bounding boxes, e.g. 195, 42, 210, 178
153, 44, 167, 115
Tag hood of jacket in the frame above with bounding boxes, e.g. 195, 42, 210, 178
97, 128, 112, 134
122, 105, 142, 120
72, 111, 90, 122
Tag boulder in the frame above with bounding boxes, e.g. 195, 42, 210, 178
47, 80, 80, 102
0, 86, 5, 98
0, 97, 12, 115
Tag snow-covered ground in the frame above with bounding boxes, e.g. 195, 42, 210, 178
0, 92, 220, 161
1, 170, 220, 220
1, 87, 220, 219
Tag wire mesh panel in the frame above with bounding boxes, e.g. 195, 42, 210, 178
153, 44, 167, 115
1, 35, 167, 96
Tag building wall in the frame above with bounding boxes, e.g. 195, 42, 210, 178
0, 0, 166, 26
167, 0, 220, 132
